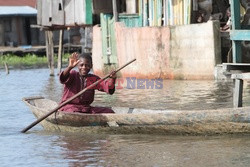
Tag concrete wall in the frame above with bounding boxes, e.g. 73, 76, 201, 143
169, 21, 221, 79
92, 25, 104, 74
92, 21, 221, 80
115, 23, 171, 78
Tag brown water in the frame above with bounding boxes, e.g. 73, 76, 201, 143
0, 68, 250, 167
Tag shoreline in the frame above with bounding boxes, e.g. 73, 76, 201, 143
0, 44, 82, 56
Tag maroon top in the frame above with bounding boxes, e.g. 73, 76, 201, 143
59, 70, 115, 113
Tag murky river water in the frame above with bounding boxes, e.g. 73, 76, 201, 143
0, 68, 250, 167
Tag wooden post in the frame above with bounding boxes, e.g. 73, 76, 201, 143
45, 30, 55, 76
193, 0, 198, 11
4, 62, 9, 75
233, 78, 243, 108
231, 0, 242, 63
163, 0, 168, 26
57, 30, 64, 75
143, 0, 149, 26
231, 73, 250, 108
112, 0, 118, 21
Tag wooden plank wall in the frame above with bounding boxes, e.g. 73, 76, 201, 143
64, 0, 75, 25
37, 0, 92, 27
52, 0, 64, 25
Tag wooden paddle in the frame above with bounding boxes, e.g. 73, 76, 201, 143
21, 58, 136, 133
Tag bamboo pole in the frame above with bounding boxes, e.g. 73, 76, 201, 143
57, 30, 64, 75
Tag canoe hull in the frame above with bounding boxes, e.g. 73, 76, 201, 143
22, 96, 250, 135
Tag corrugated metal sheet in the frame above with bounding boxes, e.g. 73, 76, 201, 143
148, 0, 162, 26
0, 6, 37, 16
166, 0, 191, 26
138, 0, 192, 27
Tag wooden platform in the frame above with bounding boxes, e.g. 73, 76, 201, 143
222, 63, 250, 72
221, 63, 250, 108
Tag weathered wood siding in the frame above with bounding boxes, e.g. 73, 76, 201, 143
0, 16, 43, 46
36, 0, 92, 26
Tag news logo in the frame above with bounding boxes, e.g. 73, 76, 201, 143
116, 77, 163, 89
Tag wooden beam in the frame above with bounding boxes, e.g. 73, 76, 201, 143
231, 72, 250, 80
230, 30, 250, 41
233, 78, 243, 108
231, 72, 250, 108
30, 24, 92, 31
230, 0, 242, 63
232, 41, 242, 63
222, 63, 250, 71
231, 0, 241, 30
57, 30, 64, 75
112, 0, 118, 21
45, 30, 55, 76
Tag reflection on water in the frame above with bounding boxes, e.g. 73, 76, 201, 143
94, 80, 235, 110
39, 70, 236, 110
1, 68, 250, 167
48, 133, 250, 167
42, 76, 63, 102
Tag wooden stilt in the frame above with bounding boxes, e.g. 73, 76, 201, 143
112, 0, 118, 21
4, 62, 9, 75
233, 78, 243, 108
57, 30, 64, 75
45, 30, 54, 76
84, 27, 88, 52
231, 73, 250, 107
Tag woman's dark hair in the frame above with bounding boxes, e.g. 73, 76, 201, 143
78, 53, 92, 64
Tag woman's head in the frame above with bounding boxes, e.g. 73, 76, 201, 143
77, 53, 92, 76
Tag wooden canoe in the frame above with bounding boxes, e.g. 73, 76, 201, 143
22, 96, 250, 135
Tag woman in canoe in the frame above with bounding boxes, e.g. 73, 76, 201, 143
59, 52, 116, 113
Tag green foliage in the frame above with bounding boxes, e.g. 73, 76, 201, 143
0, 53, 69, 68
